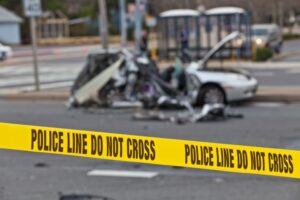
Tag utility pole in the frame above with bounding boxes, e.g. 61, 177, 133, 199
278, 0, 284, 30
119, 0, 127, 47
135, 0, 142, 53
98, 0, 109, 51
30, 17, 40, 91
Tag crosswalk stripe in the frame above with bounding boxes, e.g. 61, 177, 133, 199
0, 66, 80, 76
253, 71, 274, 77
0, 76, 75, 87
0, 81, 73, 94
87, 169, 158, 178
287, 69, 300, 74
252, 102, 285, 108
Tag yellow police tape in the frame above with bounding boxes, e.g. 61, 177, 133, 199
0, 122, 299, 179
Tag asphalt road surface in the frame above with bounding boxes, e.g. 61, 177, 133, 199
282, 39, 300, 53
247, 67, 300, 87
281, 39, 300, 62
0, 100, 300, 200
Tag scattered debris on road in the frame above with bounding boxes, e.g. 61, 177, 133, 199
133, 104, 243, 124
34, 162, 49, 168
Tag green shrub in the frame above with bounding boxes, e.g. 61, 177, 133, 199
255, 48, 274, 61
283, 33, 300, 40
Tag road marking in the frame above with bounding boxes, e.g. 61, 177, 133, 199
0, 62, 81, 94
87, 169, 158, 178
287, 68, 300, 74
253, 102, 284, 108
0, 81, 73, 94
0, 75, 75, 87
253, 72, 274, 77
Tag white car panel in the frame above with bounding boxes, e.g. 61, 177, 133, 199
183, 31, 258, 103
186, 68, 258, 102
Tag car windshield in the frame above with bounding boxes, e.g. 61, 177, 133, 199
252, 28, 269, 36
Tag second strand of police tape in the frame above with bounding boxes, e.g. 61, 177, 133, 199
0, 123, 299, 179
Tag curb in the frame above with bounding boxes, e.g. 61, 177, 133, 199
0, 92, 69, 101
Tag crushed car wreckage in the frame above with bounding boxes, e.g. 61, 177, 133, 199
68, 49, 196, 110
68, 32, 257, 123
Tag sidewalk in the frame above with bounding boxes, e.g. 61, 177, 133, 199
1, 86, 300, 103
0, 89, 69, 101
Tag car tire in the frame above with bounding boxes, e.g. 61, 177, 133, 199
197, 85, 226, 106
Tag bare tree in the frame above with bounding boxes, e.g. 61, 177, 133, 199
150, 0, 300, 24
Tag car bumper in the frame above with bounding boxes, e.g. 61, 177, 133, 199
224, 78, 258, 102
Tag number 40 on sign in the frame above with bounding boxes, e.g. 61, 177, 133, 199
23, 0, 42, 17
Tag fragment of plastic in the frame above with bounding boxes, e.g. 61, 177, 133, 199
132, 111, 172, 122
111, 101, 143, 108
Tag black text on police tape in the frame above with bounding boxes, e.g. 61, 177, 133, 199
184, 144, 294, 174
31, 129, 156, 161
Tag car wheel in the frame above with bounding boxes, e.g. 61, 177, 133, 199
197, 85, 226, 106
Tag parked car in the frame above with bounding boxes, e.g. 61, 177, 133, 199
252, 24, 283, 53
0, 43, 13, 61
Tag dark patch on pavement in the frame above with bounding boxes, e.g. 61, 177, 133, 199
59, 194, 114, 200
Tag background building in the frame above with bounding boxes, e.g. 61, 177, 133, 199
0, 5, 22, 44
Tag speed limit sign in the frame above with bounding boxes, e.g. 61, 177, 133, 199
23, 0, 42, 17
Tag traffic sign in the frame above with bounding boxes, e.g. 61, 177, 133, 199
23, 0, 42, 17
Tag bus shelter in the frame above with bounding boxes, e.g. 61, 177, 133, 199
157, 7, 252, 60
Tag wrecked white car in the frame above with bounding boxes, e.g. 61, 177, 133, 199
68, 31, 258, 108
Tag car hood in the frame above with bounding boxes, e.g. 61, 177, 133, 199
200, 67, 252, 78
198, 31, 240, 69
